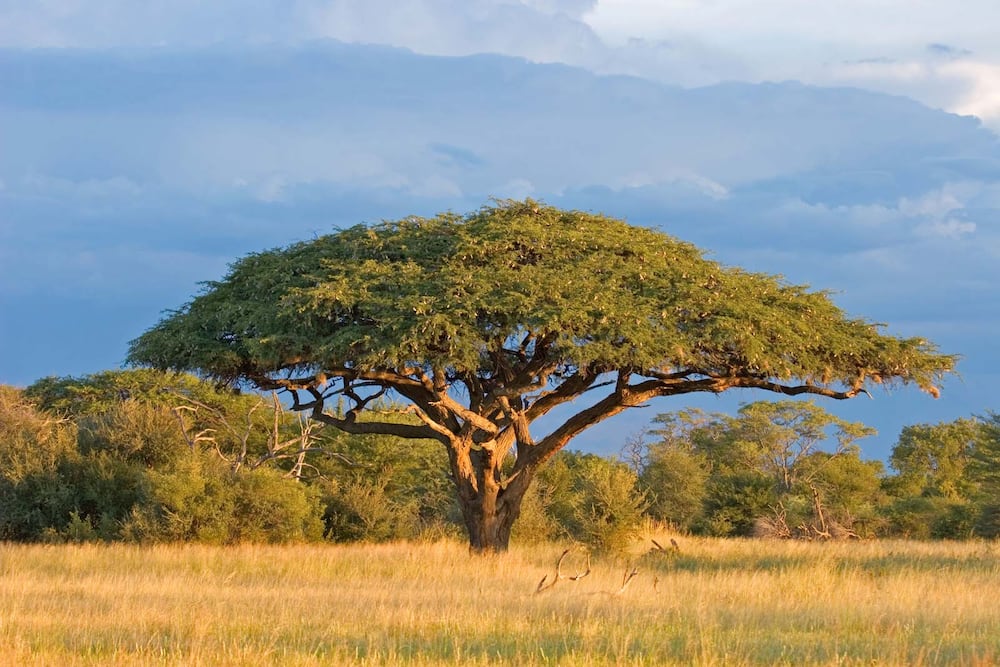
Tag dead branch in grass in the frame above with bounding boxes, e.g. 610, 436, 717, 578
534, 549, 592, 594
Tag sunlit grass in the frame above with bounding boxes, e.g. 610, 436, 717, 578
0, 535, 998, 665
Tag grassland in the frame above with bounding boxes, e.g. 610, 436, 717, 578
0, 536, 998, 666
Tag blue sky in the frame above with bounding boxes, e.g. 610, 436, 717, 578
2, 1, 999, 460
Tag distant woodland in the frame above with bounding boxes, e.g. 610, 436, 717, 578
2, 369, 997, 549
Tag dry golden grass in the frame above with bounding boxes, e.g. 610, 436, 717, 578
0, 535, 998, 665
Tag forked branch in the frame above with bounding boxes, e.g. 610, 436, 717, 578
616, 565, 640, 595
534, 549, 592, 593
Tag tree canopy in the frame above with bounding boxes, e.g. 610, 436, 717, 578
128, 199, 955, 551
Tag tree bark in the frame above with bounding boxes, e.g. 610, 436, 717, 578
460, 491, 522, 553
448, 442, 532, 553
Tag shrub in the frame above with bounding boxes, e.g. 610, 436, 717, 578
537, 452, 646, 552
320, 477, 421, 542
698, 471, 778, 537
123, 452, 323, 544
77, 400, 190, 468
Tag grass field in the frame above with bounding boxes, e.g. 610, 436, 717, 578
1, 535, 998, 666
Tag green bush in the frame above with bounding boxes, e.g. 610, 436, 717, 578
698, 471, 778, 537
0, 389, 148, 542
0, 386, 77, 482
638, 445, 708, 530
536, 452, 646, 552
123, 452, 323, 544
320, 477, 422, 542
77, 400, 190, 468
510, 479, 560, 545
228, 468, 325, 543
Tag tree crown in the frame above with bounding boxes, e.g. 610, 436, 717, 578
129, 199, 954, 399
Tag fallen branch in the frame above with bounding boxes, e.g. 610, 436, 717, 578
535, 549, 591, 594
616, 565, 639, 595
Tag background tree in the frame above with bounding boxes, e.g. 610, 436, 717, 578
637, 401, 878, 538
971, 412, 1000, 536
795, 452, 886, 538
634, 413, 713, 531
732, 401, 875, 493
887, 419, 983, 500
128, 199, 955, 552
882, 418, 986, 538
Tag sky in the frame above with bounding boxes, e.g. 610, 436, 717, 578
4, 1, 1000, 128
2, 0, 999, 460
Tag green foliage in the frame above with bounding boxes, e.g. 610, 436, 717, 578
637, 441, 708, 530
508, 481, 561, 544
889, 419, 984, 499
25, 369, 245, 417
310, 429, 460, 541
0, 385, 77, 482
535, 452, 646, 552
9, 368, 1000, 546
732, 401, 876, 492
123, 452, 324, 544
0, 387, 141, 541
77, 400, 190, 468
799, 452, 886, 537
129, 200, 954, 397
3, 373, 329, 544
699, 471, 778, 537
639, 401, 878, 538
881, 496, 978, 539
320, 477, 422, 542
881, 415, 1000, 538
0, 451, 147, 542
969, 412, 1000, 537
26, 370, 286, 469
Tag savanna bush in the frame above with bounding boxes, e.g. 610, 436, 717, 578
320, 476, 422, 542
122, 452, 324, 544
536, 452, 646, 552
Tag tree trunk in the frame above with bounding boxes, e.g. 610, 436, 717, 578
458, 482, 529, 553
448, 443, 532, 553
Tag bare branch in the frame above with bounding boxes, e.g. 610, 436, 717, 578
616, 566, 640, 595
534, 549, 592, 593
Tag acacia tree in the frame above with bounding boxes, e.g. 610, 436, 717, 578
128, 200, 954, 552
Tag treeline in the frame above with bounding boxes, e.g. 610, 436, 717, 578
1, 370, 997, 549
633, 403, 1000, 540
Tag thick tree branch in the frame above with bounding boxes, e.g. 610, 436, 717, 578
522, 369, 602, 422
310, 410, 445, 441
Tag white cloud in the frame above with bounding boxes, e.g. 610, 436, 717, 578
813, 54, 1000, 131
584, 1, 1000, 54
494, 178, 536, 199
408, 174, 464, 199
940, 60, 1000, 125
899, 189, 964, 219
916, 218, 977, 239
617, 168, 729, 199
524, 0, 597, 17
581, 2, 1000, 130
303, 0, 606, 65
